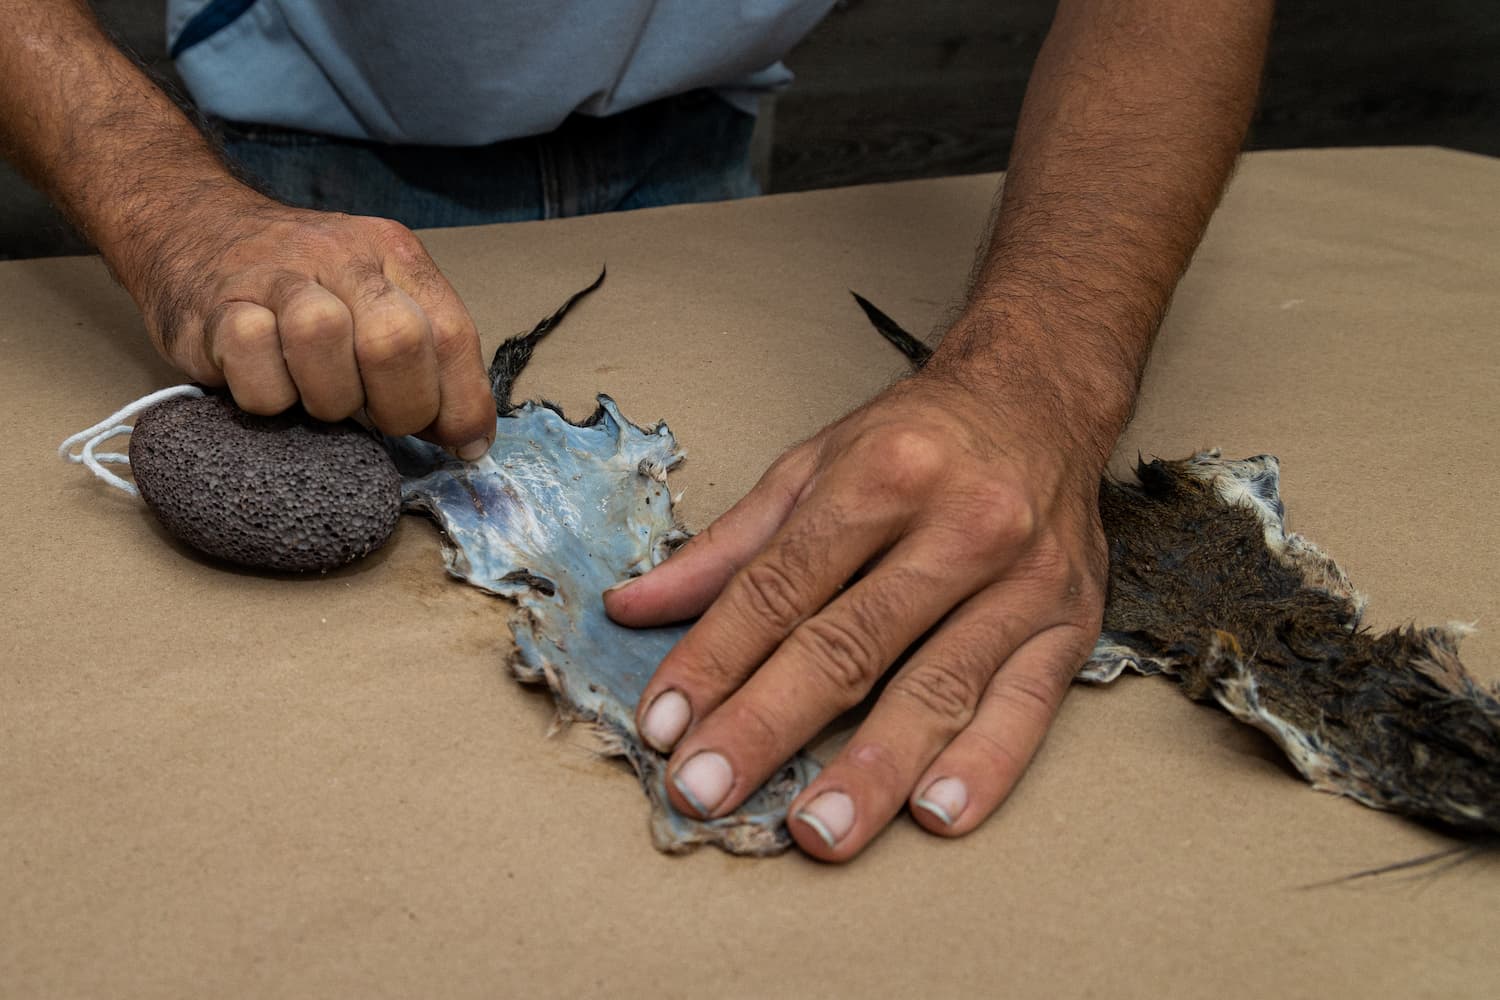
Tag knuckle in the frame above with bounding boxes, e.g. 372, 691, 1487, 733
363, 215, 413, 244
349, 268, 396, 309
389, 239, 430, 276
859, 427, 945, 490
968, 483, 1039, 550
888, 661, 981, 729
280, 296, 349, 346
988, 670, 1063, 727
735, 561, 810, 632
678, 637, 746, 690
965, 725, 1028, 776
264, 269, 309, 305
772, 522, 828, 580
367, 218, 432, 266
719, 698, 786, 757
869, 562, 933, 609
210, 303, 276, 352
790, 615, 883, 699
356, 313, 430, 369
382, 217, 419, 244
428, 312, 479, 357
1020, 538, 1072, 586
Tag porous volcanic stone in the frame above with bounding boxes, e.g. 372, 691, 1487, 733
128, 393, 402, 572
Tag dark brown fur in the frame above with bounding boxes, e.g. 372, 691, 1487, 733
1091, 456, 1500, 834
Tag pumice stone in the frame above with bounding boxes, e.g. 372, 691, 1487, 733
128, 392, 402, 573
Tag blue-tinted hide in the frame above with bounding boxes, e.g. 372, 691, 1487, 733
389, 397, 819, 854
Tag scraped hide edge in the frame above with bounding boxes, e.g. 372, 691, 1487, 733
389, 397, 819, 855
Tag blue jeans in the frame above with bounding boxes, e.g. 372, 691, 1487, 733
218, 90, 760, 228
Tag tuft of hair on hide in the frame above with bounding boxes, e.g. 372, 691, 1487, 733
1296, 841, 1497, 890
488, 268, 607, 416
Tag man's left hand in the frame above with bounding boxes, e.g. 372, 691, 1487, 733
604, 362, 1110, 861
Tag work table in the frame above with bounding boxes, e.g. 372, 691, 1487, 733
3, 147, 1496, 998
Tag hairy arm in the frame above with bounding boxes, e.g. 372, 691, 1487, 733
945, 0, 1274, 454
609, 0, 1274, 861
0, 0, 494, 452
1, 1, 228, 283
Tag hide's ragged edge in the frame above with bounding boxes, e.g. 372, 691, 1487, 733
391, 377, 820, 854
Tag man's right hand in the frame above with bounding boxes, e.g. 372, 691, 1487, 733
137, 190, 496, 456
1, 0, 494, 456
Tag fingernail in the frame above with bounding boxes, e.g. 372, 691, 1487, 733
603, 577, 635, 595
672, 751, 733, 817
913, 777, 968, 827
640, 690, 691, 752
457, 438, 490, 462
795, 791, 855, 849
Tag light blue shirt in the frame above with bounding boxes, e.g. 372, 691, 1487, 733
167, 0, 834, 145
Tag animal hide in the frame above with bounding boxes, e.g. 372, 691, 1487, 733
1086, 452, 1499, 833
389, 274, 818, 854
393, 278, 1495, 852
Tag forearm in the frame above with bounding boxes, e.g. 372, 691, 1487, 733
0, 1, 252, 288
935, 0, 1273, 458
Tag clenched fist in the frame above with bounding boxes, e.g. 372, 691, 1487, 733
126, 189, 495, 455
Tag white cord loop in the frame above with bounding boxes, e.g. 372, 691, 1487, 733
58, 385, 207, 497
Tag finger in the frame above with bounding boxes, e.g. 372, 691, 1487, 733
327, 265, 441, 437
908, 625, 1092, 838
261, 276, 363, 422
381, 241, 495, 454
658, 540, 984, 821
631, 469, 902, 760
784, 587, 1053, 861
605, 448, 816, 627
204, 300, 297, 415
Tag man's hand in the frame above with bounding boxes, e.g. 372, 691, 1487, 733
137, 190, 495, 453
0, 0, 492, 451
607, 365, 1109, 860
610, 0, 1272, 860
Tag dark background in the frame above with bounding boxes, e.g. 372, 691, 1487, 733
3, 0, 1496, 260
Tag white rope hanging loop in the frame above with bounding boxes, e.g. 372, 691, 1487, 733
57, 385, 207, 497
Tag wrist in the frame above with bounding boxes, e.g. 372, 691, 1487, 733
97, 170, 267, 311
923, 304, 1140, 463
